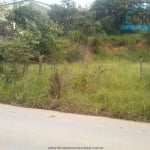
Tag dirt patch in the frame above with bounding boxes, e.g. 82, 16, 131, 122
135, 41, 148, 49
102, 44, 126, 52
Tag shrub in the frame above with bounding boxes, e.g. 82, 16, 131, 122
66, 49, 83, 62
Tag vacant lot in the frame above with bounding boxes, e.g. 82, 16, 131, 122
0, 60, 150, 122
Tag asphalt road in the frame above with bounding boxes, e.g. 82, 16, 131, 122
0, 104, 150, 150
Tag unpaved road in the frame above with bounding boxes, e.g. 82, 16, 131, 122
0, 104, 150, 150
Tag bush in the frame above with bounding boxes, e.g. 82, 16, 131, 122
0, 39, 32, 82
1, 64, 23, 83
66, 49, 83, 62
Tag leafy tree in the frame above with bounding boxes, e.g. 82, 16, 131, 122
6, 5, 63, 57
74, 9, 103, 35
49, 0, 78, 33
90, 0, 150, 33
49, 2, 103, 35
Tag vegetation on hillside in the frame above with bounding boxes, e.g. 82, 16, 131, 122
0, 0, 150, 122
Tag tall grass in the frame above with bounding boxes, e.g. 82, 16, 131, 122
0, 59, 150, 122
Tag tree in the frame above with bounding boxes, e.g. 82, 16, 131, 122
49, 0, 78, 34
6, 4, 63, 57
0, 4, 64, 81
73, 8, 103, 35
49, 2, 103, 35
90, 0, 150, 33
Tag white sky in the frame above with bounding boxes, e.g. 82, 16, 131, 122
37, 0, 93, 7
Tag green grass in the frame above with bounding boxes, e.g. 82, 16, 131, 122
0, 59, 150, 122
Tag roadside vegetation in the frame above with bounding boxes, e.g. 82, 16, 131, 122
0, 0, 150, 122
0, 59, 150, 122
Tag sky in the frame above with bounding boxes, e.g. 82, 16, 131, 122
37, 0, 93, 7
0, 0, 94, 7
